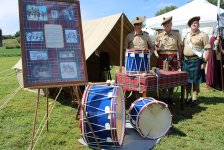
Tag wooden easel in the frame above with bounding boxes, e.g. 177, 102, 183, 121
29, 86, 101, 150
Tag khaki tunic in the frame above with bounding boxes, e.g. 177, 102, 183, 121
155, 30, 181, 51
183, 30, 211, 56
124, 31, 153, 50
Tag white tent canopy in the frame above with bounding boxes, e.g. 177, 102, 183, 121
146, 0, 224, 31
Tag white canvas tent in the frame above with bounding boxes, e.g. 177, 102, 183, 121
146, 0, 224, 36
13, 13, 134, 85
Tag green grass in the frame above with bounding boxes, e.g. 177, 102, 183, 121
0, 47, 21, 57
0, 39, 21, 57
1, 57, 224, 150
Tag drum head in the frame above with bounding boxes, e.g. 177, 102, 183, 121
138, 102, 171, 139
114, 86, 125, 146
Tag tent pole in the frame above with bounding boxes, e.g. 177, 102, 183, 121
119, 14, 124, 72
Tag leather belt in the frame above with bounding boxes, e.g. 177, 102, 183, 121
159, 50, 177, 55
184, 55, 199, 60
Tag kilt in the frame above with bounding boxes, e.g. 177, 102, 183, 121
157, 54, 178, 70
182, 58, 205, 84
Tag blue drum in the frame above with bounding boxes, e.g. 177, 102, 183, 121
129, 97, 172, 139
80, 84, 125, 149
125, 50, 150, 76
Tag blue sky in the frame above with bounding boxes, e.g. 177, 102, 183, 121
0, 0, 189, 35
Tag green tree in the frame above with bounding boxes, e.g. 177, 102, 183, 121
14, 31, 20, 38
155, 5, 177, 16
208, 0, 224, 9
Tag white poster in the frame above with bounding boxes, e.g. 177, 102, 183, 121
44, 24, 64, 48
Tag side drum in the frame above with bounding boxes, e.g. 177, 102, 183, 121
125, 50, 150, 76
128, 97, 172, 139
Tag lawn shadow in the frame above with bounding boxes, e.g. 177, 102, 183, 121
199, 96, 224, 105
168, 126, 187, 137
47, 87, 79, 108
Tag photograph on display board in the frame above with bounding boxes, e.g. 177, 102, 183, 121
19, 0, 87, 88
60, 62, 78, 79
30, 51, 48, 61
59, 50, 76, 58
26, 31, 44, 42
62, 8, 75, 20
51, 10, 59, 19
65, 29, 78, 43
27, 5, 48, 21
32, 64, 52, 79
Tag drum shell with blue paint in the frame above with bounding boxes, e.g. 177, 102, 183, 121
80, 84, 125, 149
125, 50, 150, 76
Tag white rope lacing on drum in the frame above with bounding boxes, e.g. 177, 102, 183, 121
87, 91, 116, 98
29, 88, 62, 150
83, 112, 115, 119
84, 128, 117, 134
86, 105, 116, 113
0, 86, 21, 111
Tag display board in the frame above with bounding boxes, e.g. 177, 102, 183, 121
18, 0, 87, 88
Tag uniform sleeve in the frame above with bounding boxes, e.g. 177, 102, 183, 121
202, 33, 211, 49
177, 33, 182, 47
124, 34, 130, 49
155, 34, 160, 46
146, 35, 153, 49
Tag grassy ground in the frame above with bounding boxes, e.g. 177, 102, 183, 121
1, 56, 224, 150
0, 47, 21, 57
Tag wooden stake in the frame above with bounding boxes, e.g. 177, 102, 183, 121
30, 89, 40, 150
46, 88, 49, 131
119, 14, 124, 73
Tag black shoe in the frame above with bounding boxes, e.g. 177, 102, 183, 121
191, 100, 197, 107
167, 98, 176, 105
185, 98, 192, 105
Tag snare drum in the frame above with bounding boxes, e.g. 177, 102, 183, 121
125, 50, 150, 76
129, 97, 172, 139
80, 84, 125, 148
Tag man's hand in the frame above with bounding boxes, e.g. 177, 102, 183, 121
201, 63, 206, 69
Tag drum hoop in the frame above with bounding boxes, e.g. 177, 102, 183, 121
81, 84, 92, 145
126, 50, 149, 54
137, 100, 172, 139
111, 86, 126, 147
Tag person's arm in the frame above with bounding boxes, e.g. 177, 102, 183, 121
202, 34, 211, 62
124, 34, 130, 50
177, 33, 182, 70
146, 36, 154, 54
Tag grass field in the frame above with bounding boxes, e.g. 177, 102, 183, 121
1, 56, 224, 150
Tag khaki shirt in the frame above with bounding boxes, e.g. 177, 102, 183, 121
183, 30, 211, 56
155, 30, 181, 51
124, 31, 153, 50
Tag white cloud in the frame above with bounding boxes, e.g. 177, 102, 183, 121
0, 0, 19, 35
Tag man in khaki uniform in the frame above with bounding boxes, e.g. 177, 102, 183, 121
182, 16, 210, 106
124, 16, 153, 51
155, 16, 182, 104
124, 16, 153, 99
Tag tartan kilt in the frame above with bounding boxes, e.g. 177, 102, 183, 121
182, 58, 205, 84
157, 54, 178, 71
